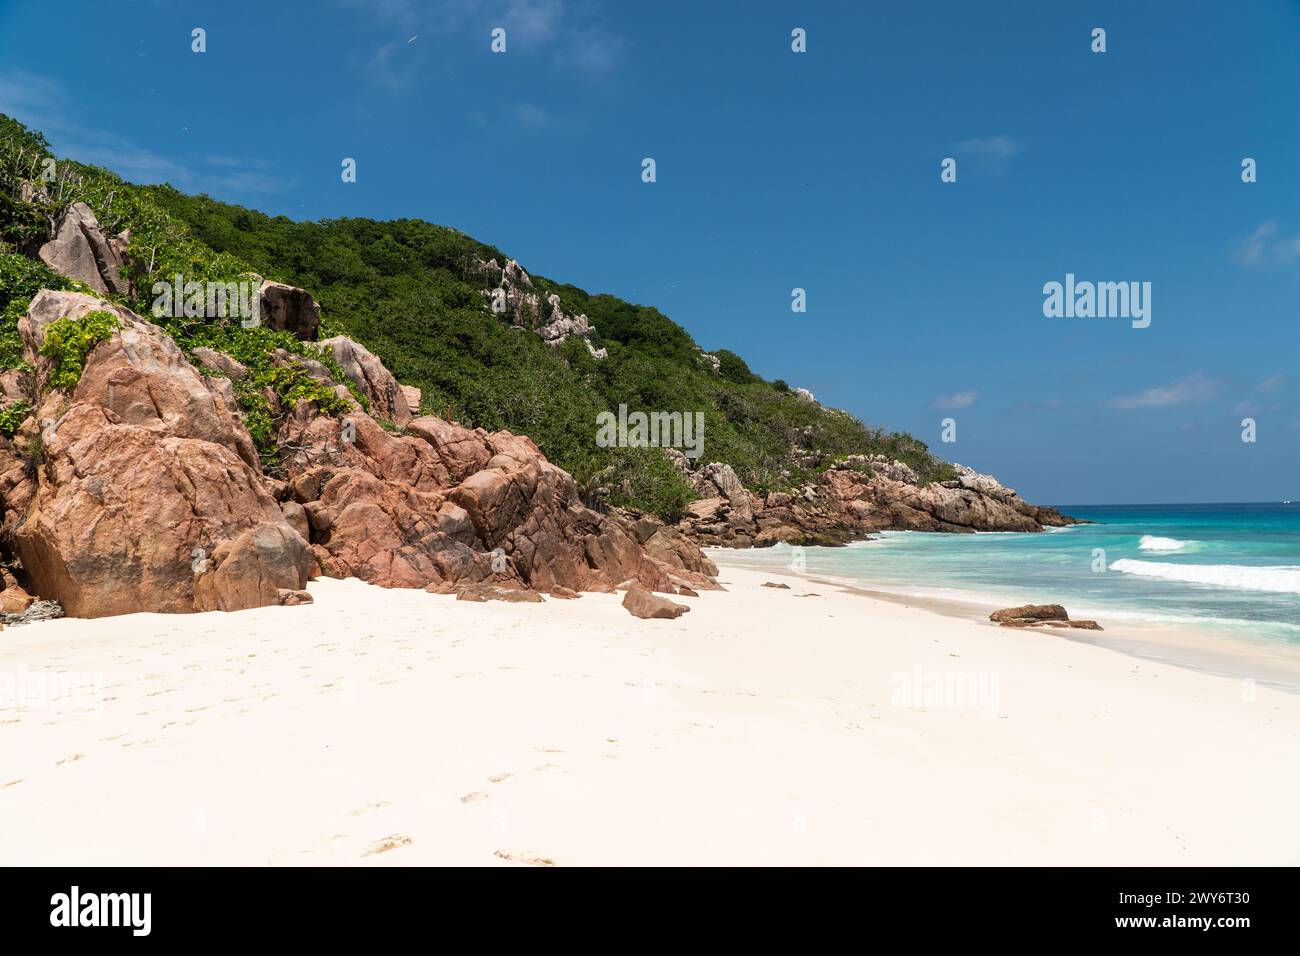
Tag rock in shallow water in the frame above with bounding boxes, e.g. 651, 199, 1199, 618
990, 604, 1068, 623
990, 604, 1102, 630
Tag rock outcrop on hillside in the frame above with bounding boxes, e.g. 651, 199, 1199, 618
257, 280, 320, 340
671, 456, 1080, 549
477, 257, 608, 358
0, 291, 713, 617
319, 335, 411, 425
38, 202, 131, 297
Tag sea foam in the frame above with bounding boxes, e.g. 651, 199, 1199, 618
1110, 559, 1300, 594
1138, 535, 1189, 552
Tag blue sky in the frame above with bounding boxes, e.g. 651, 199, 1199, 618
2, 0, 1298, 504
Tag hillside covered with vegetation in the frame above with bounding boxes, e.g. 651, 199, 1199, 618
0, 113, 955, 517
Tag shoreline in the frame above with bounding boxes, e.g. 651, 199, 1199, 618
707, 549, 1300, 696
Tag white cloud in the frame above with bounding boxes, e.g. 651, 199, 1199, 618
0, 70, 285, 196
954, 136, 1020, 158
1235, 221, 1300, 267
1103, 373, 1216, 410
513, 103, 549, 128
0, 69, 63, 130
1256, 372, 1286, 392
342, 0, 622, 76
369, 39, 424, 90
503, 0, 564, 42
565, 22, 625, 75
931, 390, 978, 410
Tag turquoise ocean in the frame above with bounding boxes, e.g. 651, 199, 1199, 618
715, 503, 1300, 646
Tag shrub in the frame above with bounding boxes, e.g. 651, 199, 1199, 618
0, 255, 93, 372
0, 399, 30, 437
597, 447, 697, 519
0, 253, 78, 314
39, 309, 119, 390
253, 363, 350, 417
0, 299, 30, 371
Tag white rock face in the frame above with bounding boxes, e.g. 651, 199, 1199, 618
837, 454, 919, 485
793, 387, 816, 403
478, 258, 606, 357
953, 464, 1017, 501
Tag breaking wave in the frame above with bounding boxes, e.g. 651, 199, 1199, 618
1110, 559, 1300, 594
1138, 535, 1190, 552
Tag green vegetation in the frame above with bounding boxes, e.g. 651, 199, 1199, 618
0, 399, 30, 437
39, 310, 120, 390
1, 115, 360, 466
148, 189, 957, 503
0, 112, 956, 515
0, 114, 54, 253
160, 320, 359, 468
0, 253, 87, 371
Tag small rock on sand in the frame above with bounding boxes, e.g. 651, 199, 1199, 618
621, 587, 690, 620
990, 604, 1102, 630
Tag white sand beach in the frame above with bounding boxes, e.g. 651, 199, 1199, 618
2, 560, 1298, 866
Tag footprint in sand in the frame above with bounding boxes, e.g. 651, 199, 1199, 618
348, 801, 391, 817
55, 754, 85, 766
487, 773, 512, 784
494, 849, 555, 867
361, 833, 413, 857
3, 779, 21, 788
460, 791, 490, 804
533, 763, 566, 774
